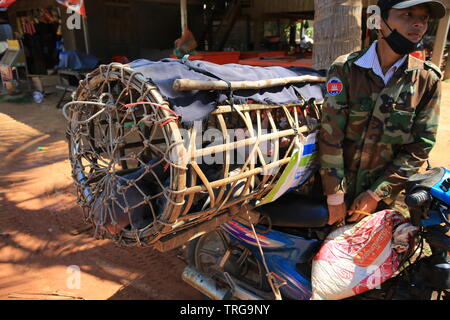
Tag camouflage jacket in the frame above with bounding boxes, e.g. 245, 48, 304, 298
318, 47, 442, 205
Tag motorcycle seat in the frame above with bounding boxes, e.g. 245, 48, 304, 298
255, 193, 329, 228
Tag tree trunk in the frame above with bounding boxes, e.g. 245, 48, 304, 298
313, 0, 363, 70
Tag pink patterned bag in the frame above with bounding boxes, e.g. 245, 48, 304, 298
311, 210, 416, 300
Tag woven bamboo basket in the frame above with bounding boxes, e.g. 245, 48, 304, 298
65, 62, 324, 251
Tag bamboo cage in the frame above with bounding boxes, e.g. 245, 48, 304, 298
65, 62, 324, 251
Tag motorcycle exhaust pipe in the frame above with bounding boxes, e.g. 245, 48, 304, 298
182, 265, 232, 300
182, 265, 265, 300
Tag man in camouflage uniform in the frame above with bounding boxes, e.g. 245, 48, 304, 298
318, 0, 445, 225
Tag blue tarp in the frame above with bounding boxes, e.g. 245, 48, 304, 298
129, 58, 326, 125
57, 51, 99, 70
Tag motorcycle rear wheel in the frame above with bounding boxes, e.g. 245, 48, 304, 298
186, 229, 270, 292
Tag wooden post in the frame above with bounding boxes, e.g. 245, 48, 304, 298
444, 50, 450, 79
254, 16, 264, 50
250, 3, 264, 50
82, 17, 90, 55
431, 9, 450, 69
313, 0, 363, 70
180, 0, 188, 33
289, 20, 296, 47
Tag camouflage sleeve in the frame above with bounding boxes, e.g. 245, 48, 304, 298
370, 75, 441, 202
318, 63, 349, 195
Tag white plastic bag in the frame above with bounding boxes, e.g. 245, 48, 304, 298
311, 210, 416, 300
257, 132, 318, 206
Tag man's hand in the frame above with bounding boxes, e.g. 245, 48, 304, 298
347, 191, 379, 223
327, 202, 347, 225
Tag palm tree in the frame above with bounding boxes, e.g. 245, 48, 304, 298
313, 0, 363, 70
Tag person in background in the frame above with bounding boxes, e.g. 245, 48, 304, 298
174, 29, 198, 59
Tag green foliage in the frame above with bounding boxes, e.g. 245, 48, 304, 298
283, 22, 314, 42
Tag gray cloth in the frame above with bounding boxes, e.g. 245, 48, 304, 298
129, 58, 326, 126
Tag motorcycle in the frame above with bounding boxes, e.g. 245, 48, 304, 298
181, 167, 450, 300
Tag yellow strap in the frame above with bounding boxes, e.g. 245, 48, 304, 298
348, 210, 372, 216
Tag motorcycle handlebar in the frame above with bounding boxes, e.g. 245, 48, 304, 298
405, 189, 431, 207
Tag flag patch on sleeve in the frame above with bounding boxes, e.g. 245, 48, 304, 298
327, 77, 343, 96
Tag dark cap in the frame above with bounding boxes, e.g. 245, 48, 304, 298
377, 0, 446, 19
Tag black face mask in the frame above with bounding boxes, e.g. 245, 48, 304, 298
381, 19, 421, 55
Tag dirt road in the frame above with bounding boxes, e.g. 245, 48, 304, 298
0, 93, 201, 300
0, 82, 449, 300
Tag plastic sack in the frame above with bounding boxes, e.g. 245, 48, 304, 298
33, 91, 43, 104
311, 210, 414, 300
258, 131, 318, 206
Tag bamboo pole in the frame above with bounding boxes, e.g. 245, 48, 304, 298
214, 114, 231, 205
212, 104, 286, 114
172, 75, 327, 91
184, 157, 291, 195
192, 125, 310, 159
211, 103, 324, 114
181, 127, 198, 216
